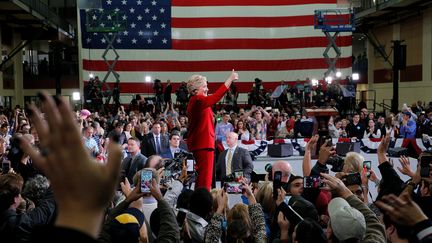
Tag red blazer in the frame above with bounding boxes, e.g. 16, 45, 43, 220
187, 84, 228, 151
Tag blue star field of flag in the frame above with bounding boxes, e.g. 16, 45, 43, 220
80, 0, 171, 49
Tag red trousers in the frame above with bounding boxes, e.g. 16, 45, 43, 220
192, 149, 214, 191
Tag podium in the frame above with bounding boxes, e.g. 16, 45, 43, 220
305, 107, 339, 156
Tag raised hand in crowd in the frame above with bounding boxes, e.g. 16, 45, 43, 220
215, 189, 228, 215
275, 188, 287, 206
20, 92, 123, 238
376, 192, 428, 226
303, 134, 319, 176
317, 140, 335, 165
306, 134, 319, 151
377, 133, 390, 164
241, 179, 257, 204
277, 211, 290, 241
397, 155, 416, 178
150, 178, 163, 201
321, 173, 352, 199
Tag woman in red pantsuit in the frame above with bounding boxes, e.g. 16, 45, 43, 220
187, 70, 238, 190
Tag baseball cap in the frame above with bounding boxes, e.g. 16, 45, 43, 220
80, 109, 91, 119
402, 111, 412, 117
288, 196, 319, 221
328, 197, 366, 241
110, 207, 145, 243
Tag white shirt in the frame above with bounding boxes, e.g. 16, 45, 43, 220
170, 146, 180, 158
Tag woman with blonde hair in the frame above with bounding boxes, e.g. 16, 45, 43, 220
186, 70, 238, 190
342, 152, 364, 173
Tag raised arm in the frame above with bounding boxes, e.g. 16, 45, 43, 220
302, 135, 319, 176
195, 70, 238, 109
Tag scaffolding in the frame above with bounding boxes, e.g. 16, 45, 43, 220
314, 9, 355, 78
85, 9, 127, 105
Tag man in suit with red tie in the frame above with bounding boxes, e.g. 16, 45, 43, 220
186, 70, 238, 190
216, 132, 254, 183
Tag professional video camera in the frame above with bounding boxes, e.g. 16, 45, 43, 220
161, 151, 195, 185
326, 155, 345, 172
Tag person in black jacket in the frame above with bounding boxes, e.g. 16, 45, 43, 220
346, 113, 365, 139
0, 173, 56, 243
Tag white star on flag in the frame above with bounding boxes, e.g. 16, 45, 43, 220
132, 38, 137, 44
147, 38, 152, 44
152, 15, 157, 21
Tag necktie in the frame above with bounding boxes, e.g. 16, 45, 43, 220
156, 136, 161, 154
226, 149, 233, 176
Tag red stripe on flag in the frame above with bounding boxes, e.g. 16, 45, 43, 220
172, 36, 352, 50
172, 16, 314, 28
84, 80, 332, 93
82, 57, 352, 72
172, 15, 350, 28
172, 0, 336, 6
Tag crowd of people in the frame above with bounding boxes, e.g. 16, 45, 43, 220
1, 81, 432, 242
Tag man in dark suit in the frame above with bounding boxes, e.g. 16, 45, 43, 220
216, 132, 253, 182
122, 138, 148, 184
161, 133, 188, 159
141, 122, 169, 157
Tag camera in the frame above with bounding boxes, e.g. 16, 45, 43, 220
342, 173, 361, 186
161, 151, 195, 184
326, 155, 345, 172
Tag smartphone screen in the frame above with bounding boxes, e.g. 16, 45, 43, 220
421, 155, 432, 177
363, 161, 371, 176
273, 171, 282, 199
363, 161, 371, 170
186, 159, 194, 173
140, 169, 152, 193
303, 176, 325, 189
224, 182, 243, 194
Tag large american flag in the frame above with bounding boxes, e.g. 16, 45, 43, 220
79, 0, 352, 94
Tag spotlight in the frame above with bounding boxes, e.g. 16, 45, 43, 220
352, 73, 360, 81
325, 76, 333, 84
72, 92, 81, 101
89, 73, 95, 79
336, 71, 342, 78
145, 76, 152, 82
311, 79, 319, 86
